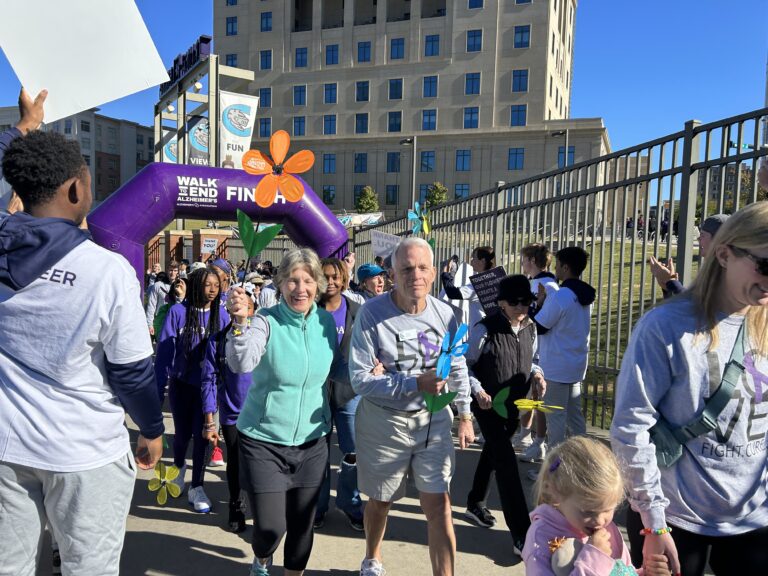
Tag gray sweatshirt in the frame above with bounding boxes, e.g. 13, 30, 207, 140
349, 293, 471, 415
611, 295, 768, 536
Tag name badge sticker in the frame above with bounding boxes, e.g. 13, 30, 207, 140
397, 329, 419, 342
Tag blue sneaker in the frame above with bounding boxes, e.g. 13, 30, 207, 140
249, 557, 272, 576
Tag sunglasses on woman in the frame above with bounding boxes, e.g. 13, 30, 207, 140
505, 297, 534, 307
729, 245, 768, 276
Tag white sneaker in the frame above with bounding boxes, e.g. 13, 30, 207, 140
188, 485, 212, 513
170, 464, 186, 495
360, 558, 386, 576
511, 428, 533, 451
519, 439, 547, 463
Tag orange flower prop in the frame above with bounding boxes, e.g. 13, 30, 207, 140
241, 130, 315, 208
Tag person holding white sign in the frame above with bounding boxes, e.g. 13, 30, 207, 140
440, 246, 494, 331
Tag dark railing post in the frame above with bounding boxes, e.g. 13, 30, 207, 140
677, 120, 702, 285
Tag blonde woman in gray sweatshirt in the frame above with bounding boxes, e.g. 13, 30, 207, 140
611, 202, 768, 576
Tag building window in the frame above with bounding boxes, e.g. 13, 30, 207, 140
388, 111, 402, 133
259, 87, 271, 107
323, 153, 336, 174
324, 114, 337, 135
356, 81, 370, 102
389, 78, 403, 100
226, 16, 237, 35
259, 117, 271, 137
512, 69, 529, 92
386, 185, 399, 205
420, 150, 435, 172
358, 41, 371, 62
148, 137, 154, 150
510, 104, 527, 126
136, 133, 143, 145
355, 113, 369, 134
467, 29, 482, 52
468, 0, 483, 7
225, 53, 238, 67
81, 137, 91, 150
293, 116, 306, 136
465, 72, 480, 95
514, 25, 531, 48
226, 0, 237, 5
455, 183, 470, 199
516, 0, 532, 3
390, 38, 405, 60
83, 154, 91, 166
326, 44, 339, 65
558, 145, 575, 168
419, 184, 429, 205
324, 83, 337, 104
323, 185, 336, 205
463, 107, 479, 129
354, 153, 368, 173
508, 147, 525, 170
387, 152, 400, 173
260, 11, 272, 32
295, 47, 308, 67
422, 109, 437, 131
260, 49, 272, 70
293, 85, 306, 106
64, 119, 72, 134
423, 75, 438, 98
425, 34, 439, 57
81, 120, 91, 132
354, 185, 365, 203
456, 149, 471, 171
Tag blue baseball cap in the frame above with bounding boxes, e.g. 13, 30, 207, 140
357, 263, 386, 282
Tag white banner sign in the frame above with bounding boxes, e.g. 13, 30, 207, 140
219, 90, 259, 169
371, 231, 401, 259
161, 128, 178, 163
201, 238, 218, 254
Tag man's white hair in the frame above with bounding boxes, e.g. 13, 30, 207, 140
391, 237, 434, 269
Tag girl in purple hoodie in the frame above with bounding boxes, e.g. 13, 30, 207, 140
523, 437, 670, 576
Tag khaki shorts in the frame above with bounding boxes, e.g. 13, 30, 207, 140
355, 398, 455, 502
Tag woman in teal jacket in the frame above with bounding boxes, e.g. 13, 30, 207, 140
226, 248, 342, 576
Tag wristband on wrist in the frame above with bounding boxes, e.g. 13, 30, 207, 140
459, 413, 473, 422
232, 318, 250, 336
639, 527, 672, 536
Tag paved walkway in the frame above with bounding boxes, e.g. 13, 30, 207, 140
37, 414, 611, 576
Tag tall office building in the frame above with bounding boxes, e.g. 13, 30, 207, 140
0, 108, 154, 203
214, 0, 609, 217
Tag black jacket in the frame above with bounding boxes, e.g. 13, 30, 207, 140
471, 310, 536, 419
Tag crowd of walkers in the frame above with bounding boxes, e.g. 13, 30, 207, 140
1, 88, 768, 576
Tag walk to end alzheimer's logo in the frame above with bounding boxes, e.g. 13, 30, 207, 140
176, 175, 219, 208
222, 104, 253, 138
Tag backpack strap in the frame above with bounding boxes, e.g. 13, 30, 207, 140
672, 321, 746, 444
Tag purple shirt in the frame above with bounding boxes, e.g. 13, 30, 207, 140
329, 297, 347, 345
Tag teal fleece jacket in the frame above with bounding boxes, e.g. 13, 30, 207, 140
226, 300, 337, 446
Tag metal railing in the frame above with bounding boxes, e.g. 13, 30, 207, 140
352, 107, 768, 428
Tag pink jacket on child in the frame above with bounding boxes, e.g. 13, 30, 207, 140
522, 504, 640, 576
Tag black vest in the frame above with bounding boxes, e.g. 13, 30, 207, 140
472, 310, 536, 401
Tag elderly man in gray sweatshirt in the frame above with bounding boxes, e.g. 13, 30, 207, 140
349, 237, 474, 576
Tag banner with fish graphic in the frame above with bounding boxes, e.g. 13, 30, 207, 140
219, 90, 259, 169
161, 128, 178, 163
187, 115, 210, 166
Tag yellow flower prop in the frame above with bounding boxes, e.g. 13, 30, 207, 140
514, 399, 564, 414
147, 462, 182, 506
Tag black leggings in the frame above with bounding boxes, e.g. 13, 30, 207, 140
221, 424, 241, 503
626, 508, 768, 576
246, 486, 321, 571
466, 404, 530, 541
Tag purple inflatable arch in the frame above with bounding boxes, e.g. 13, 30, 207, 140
88, 163, 349, 285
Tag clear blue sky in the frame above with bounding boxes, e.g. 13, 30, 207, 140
0, 0, 766, 151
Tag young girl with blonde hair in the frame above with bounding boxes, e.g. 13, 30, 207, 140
523, 436, 669, 575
